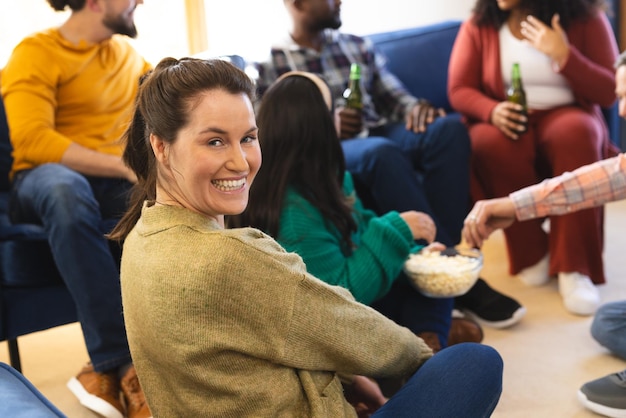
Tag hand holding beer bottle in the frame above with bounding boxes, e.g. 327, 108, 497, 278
337, 63, 366, 139
489, 62, 528, 140
506, 63, 528, 134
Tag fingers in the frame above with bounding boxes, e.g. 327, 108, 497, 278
407, 103, 442, 133
551, 13, 562, 32
462, 203, 492, 248
462, 212, 483, 248
491, 102, 527, 140
424, 241, 446, 252
419, 215, 437, 243
338, 107, 363, 139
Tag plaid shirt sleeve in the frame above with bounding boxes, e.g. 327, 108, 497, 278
511, 154, 626, 221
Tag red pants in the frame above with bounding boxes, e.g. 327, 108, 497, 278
469, 106, 606, 284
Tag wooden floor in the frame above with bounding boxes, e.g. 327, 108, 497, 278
2, 199, 626, 417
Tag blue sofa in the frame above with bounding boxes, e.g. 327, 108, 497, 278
366, 20, 622, 149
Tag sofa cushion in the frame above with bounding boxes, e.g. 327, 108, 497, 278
366, 20, 462, 112
0, 240, 63, 288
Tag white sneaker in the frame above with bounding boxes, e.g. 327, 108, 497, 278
517, 254, 550, 286
558, 272, 600, 316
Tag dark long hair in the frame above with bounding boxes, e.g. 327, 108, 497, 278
108, 57, 255, 241
472, 0, 608, 29
229, 74, 357, 247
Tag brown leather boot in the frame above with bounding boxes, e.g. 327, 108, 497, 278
448, 317, 484, 346
120, 365, 152, 418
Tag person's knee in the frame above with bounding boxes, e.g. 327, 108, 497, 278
351, 138, 406, 170
431, 116, 471, 152
47, 175, 92, 210
368, 140, 404, 162
25, 165, 97, 222
466, 343, 503, 370
590, 303, 616, 346
443, 343, 503, 373
442, 343, 503, 394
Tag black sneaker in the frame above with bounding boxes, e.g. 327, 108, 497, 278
455, 278, 526, 328
578, 369, 626, 418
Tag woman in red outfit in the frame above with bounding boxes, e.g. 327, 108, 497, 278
448, 0, 619, 316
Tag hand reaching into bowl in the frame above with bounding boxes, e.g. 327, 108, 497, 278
462, 197, 517, 248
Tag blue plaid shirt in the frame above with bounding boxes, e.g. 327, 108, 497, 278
250, 29, 418, 129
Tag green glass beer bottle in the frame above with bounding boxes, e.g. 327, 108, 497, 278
343, 63, 363, 110
506, 62, 527, 134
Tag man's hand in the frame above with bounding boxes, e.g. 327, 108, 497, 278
462, 197, 517, 248
336, 106, 364, 139
405, 101, 446, 133
61, 142, 137, 183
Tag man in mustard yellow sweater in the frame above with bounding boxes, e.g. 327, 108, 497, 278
1, 1, 152, 417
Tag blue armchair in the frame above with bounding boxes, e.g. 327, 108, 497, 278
0, 97, 78, 374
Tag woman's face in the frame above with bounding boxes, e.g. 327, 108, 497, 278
496, 0, 522, 11
157, 89, 261, 221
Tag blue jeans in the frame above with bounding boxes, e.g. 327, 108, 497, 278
10, 164, 133, 372
342, 114, 471, 246
590, 300, 626, 360
373, 343, 503, 417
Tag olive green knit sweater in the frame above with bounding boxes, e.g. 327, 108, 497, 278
121, 203, 432, 418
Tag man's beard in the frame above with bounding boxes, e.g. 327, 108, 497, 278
314, 15, 342, 32
103, 13, 138, 38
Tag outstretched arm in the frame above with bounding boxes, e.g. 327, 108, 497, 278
463, 153, 626, 248
462, 197, 517, 248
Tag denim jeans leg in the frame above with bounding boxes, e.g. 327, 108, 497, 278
340, 136, 452, 244
373, 343, 503, 417
590, 300, 626, 360
11, 164, 131, 372
372, 115, 471, 245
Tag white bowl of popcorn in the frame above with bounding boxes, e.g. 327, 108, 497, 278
404, 247, 483, 298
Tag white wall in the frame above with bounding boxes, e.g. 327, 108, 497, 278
0, 0, 187, 68
1, 0, 474, 68
205, 0, 475, 61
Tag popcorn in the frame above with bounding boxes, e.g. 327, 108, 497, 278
404, 249, 481, 297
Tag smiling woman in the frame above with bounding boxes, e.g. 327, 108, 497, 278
105, 56, 503, 418
146, 79, 260, 222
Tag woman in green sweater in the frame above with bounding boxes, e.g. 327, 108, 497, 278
110, 57, 503, 417
231, 71, 481, 352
